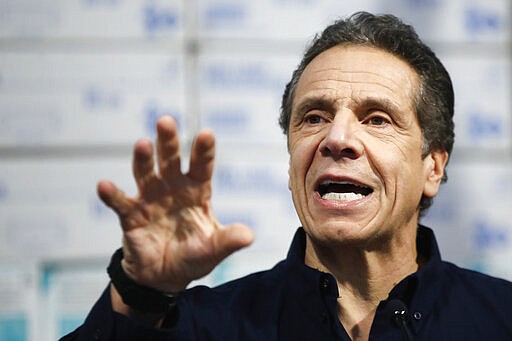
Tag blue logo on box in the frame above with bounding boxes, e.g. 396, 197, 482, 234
204, 3, 246, 28
144, 5, 178, 34
82, 0, 120, 7
83, 86, 121, 110
406, 0, 441, 8
145, 104, 180, 136
214, 166, 284, 194
206, 108, 248, 132
468, 111, 502, 141
465, 7, 501, 35
473, 220, 508, 251
206, 62, 282, 91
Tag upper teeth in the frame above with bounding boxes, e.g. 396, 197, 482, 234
318, 180, 369, 201
322, 192, 365, 201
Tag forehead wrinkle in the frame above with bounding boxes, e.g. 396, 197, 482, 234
300, 77, 405, 112
311, 68, 409, 94
295, 54, 420, 117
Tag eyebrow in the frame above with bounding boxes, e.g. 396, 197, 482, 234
294, 96, 336, 116
354, 97, 403, 115
294, 95, 403, 117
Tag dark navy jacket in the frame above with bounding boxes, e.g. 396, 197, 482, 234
62, 226, 512, 340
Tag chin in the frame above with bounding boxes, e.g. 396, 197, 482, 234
305, 222, 374, 248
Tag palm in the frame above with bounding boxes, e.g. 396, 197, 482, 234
98, 116, 253, 293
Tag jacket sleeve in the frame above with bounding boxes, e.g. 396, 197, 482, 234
58, 285, 184, 341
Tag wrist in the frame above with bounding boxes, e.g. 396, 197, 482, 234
110, 283, 167, 327
107, 248, 178, 315
120, 259, 185, 295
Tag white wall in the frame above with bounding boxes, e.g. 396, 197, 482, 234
0, 0, 510, 340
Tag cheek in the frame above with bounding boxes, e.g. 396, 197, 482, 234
366, 139, 422, 189
390, 153, 428, 202
288, 151, 305, 193
288, 138, 318, 190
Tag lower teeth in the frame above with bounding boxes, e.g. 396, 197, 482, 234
322, 192, 364, 201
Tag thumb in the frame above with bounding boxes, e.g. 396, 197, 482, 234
214, 223, 254, 261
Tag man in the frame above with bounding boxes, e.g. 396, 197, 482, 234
62, 12, 512, 340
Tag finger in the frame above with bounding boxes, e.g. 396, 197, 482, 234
132, 139, 156, 192
188, 129, 215, 182
98, 181, 149, 232
213, 223, 254, 261
156, 116, 182, 183
97, 180, 135, 217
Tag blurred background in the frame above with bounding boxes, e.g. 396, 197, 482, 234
0, 0, 510, 340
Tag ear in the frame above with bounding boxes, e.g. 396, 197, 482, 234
423, 150, 449, 198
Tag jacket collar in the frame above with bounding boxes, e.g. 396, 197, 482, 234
283, 225, 445, 334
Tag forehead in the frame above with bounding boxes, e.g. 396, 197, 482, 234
293, 45, 419, 111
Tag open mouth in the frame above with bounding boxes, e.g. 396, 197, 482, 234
316, 181, 373, 201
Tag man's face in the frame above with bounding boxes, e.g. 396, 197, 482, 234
288, 45, 447, 248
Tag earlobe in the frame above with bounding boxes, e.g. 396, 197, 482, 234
423, 150, 449, 198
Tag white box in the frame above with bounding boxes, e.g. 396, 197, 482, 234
190, 146, 300, 286
0, 52, 187, 147
442, 55, 511, 150
0, 0, 184, 39
197, 0, 510, 43
0, 159, 135, 260
393, 0, 510, 43
42, 263, 109, 340
211, 146, 299, 251
0, 262, 38, 341
198, 51, 299, 146
422, 162, 512, 280
197, 0, 385, 40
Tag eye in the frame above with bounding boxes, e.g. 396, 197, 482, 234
305, 114, 324, 125
367, 115, 389, 126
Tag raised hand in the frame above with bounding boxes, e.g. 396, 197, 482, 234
97, 116, 254, 294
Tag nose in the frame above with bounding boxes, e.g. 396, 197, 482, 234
319, 113, 364, 159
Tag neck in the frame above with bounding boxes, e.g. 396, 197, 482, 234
304, 226, 420, 341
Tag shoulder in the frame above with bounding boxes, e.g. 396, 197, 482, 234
426, 262, 512, 337
181, 260, 287, 309
174, 261, 287, 337
441, 261, 512, 302
442, 261, 512, 287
